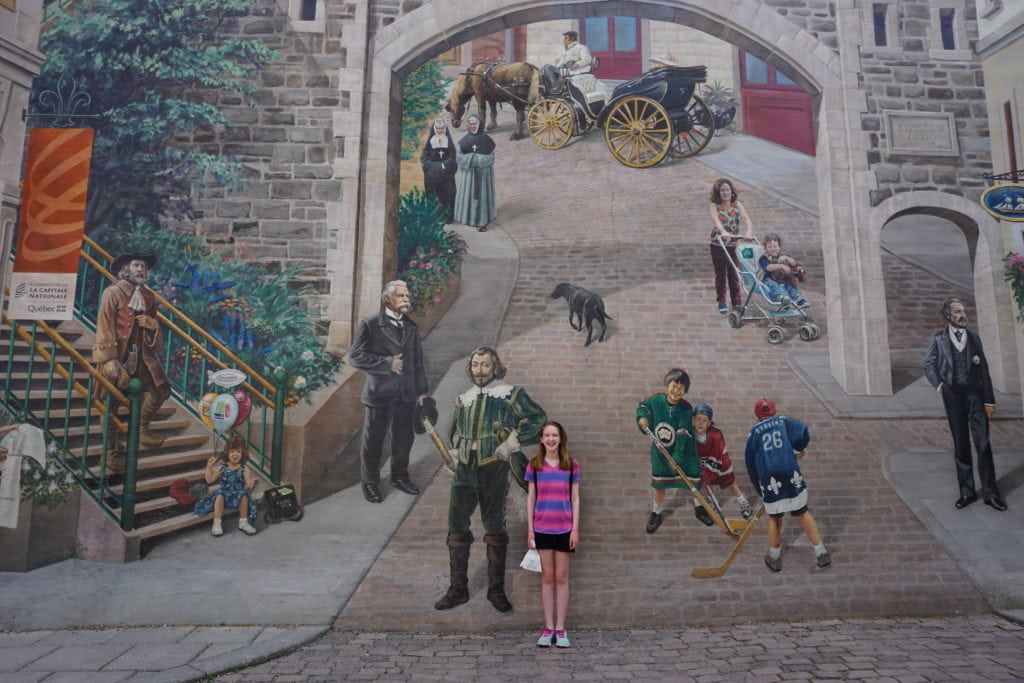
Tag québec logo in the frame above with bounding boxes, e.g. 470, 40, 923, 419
14, 283, 27, 298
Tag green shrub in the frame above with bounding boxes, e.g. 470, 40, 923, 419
402, 59, 451, 160
397, 189, 467, 314
99, 221, 342, 405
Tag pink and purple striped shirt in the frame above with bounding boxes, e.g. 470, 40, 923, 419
526, 459, 580, 534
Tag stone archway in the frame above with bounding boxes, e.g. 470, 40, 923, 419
340, 0, 887, 396
870, 191, 1020, 395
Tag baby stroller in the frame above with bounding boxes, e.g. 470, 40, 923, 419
715, 235, 821, 344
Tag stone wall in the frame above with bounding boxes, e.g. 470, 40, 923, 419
858, 0, 991, 205
184, 0, 352, 321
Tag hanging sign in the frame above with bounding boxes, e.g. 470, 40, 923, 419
8, 128, 94, 320
980, 183, 1024, 222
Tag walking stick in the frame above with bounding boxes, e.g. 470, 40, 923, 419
641, 426, 744, 536
691, 503, 765, 579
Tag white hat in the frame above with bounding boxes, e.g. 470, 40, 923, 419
648, 52, 680, 67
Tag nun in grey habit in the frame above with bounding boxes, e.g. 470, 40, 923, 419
453, 113, 497, 231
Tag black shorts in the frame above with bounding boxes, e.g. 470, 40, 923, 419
534, 531, 574, 553
769, 505, 808, 519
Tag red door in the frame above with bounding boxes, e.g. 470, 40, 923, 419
581, 17, 642, 79
739, 51, 815, 155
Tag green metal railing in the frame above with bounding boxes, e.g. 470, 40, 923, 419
2, 312, 142, 530
2, 238, 286, 531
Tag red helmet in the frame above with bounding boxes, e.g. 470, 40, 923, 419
754, 398, 777, 419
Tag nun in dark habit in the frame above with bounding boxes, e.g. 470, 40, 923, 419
419, 117, 458, 222
453, 113, 497, 232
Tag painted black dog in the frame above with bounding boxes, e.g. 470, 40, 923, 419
550, 282, 612, 346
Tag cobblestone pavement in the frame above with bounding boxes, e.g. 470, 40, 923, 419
219, 615, 1024, 681
328, 127, 1022, 635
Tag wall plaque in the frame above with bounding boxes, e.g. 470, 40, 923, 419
883, 110, 960, 157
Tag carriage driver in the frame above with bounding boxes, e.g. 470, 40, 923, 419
542, 31, 593, 92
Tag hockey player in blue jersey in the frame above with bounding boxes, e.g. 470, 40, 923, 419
744, 399, 830, 572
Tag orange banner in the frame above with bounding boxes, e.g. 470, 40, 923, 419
14, 128, 94, 274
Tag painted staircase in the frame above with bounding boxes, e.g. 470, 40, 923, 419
1, 317, 271, 544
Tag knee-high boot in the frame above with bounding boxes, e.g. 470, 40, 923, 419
484, 531, 512, 612
139, 384, 170, 448
435, 531, 472, 610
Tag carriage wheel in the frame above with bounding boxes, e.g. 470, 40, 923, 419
669, 95, 716, 159
766, 326, 785, 345
527, 99, 574, 150
604, 96, 671, 168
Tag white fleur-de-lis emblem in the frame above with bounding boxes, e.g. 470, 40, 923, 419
791, 471, 804, 489
767, 477, 782, 495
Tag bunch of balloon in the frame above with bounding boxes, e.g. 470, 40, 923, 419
198, 369, 252, 436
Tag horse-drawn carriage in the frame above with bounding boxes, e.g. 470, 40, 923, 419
527, 64, 716, 168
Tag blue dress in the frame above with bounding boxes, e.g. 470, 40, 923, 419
193, 463, 257, 525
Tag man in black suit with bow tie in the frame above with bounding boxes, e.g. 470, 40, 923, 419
922, 297, 1007, 512
349, 280, 428, 503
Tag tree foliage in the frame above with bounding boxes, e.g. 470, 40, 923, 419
401, 59, 450, 160
31, 0, 277, 232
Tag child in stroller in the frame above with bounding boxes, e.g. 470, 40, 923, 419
759, 233, 809, 309
715, 234, 820, 344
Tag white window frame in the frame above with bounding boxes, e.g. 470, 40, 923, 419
928, 0, 973, 60
288, 0, 324, 33
862, 1, 901, 53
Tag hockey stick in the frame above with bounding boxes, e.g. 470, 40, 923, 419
690, 503, 766, 579
642, 426, 742, 536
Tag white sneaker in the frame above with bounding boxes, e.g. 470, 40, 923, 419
238, 520, 257, 535
211, 520, 223, 537
739, 498, 752, 520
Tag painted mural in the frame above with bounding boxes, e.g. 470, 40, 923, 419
2, 0, 1024, 654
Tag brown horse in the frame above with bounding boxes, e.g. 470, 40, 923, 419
445, 62, 541, 140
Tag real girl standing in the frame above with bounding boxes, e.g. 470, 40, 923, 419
708, 178, 753, 314
526, 421, 580, 648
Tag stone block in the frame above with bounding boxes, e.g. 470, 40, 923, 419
253, 200, 290, 219
262, 111, 296, 126
253, 127, 288, 143
231, 220, 260, 236
271, 181, 313, 199
333, 158, 361, 178
295, 164, 334, 179
274, 145, 306, 164
263, 220, 313, 238
291, 127, 327, 144
226, 108, 259, 125
215, 201, 252, 218
223, 143, 275, 158
333, 111, 361, 135
313, 180, 343, 201
280, 90, 311, 106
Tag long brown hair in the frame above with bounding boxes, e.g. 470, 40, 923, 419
530, 420, 570, 472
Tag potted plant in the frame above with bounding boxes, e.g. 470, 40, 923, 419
701, 80, 739, 134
